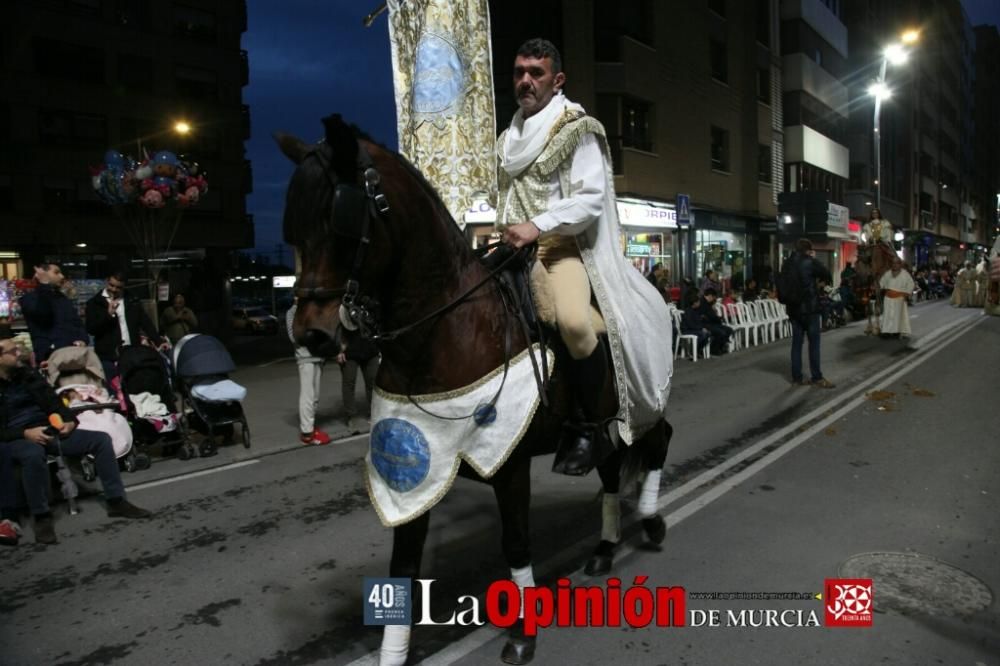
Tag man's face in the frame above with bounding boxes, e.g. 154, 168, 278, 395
36, 264, 65, 287
704, 293, 716, 304
106, 276, 125, 299
892, 260, 902, 274
173, 295, 185, 309
513, 55, 565, 118
0, 340, 25, 372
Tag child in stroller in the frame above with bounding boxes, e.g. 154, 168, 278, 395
172, 334, 250, 459
43, 346, 149, 475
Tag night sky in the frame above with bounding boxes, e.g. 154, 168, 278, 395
243, 0, 1000, 258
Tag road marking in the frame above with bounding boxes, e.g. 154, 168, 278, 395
127, 460, 260, 491
384, 314, 984, 666
257, 357, 294, 368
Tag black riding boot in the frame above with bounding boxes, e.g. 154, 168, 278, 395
552, 343, 613, 476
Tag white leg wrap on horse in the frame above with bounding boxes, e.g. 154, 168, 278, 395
639, 470, 662, 517
601, 493, 621, 543
379, 625, 411, 666
511, 565, 535, 618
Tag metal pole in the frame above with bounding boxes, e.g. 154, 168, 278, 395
874, 58, 888, 212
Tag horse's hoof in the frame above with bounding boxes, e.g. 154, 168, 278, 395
643, 515, 666, 545
584, 540, 616, 576
500, 621, 536, 665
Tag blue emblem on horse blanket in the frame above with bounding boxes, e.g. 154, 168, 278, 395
412, 33, 464, 115
370, 418, 431, 492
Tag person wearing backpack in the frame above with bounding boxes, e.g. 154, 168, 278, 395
778, 238, 834, 388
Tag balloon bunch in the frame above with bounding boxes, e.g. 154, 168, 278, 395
91, 149, 208, 209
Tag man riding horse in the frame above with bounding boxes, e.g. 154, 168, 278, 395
497, 38, 673, 473
857, 207, 899, 334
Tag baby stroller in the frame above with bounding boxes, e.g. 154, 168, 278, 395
173, 334, 250, 458
116, 344, 201, 458
44, 346, 149, 475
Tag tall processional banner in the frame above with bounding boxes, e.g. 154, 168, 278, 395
386, 0, 496, 226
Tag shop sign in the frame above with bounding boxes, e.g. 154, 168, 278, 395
627, 243, 652, 256
617, 201, 677, 228
826, 203, 849, 230
273, 275, 296, 288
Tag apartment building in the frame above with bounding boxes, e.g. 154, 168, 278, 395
489, 0, 784, 290
973, 24, 1000, 249
0, 0, 253, 291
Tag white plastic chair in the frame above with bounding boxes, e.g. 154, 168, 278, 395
723, 302, 752, 351
765, 298, 791, 338
670, 308, 709, 362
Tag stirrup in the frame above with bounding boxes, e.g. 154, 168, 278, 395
552, 421, 614, 476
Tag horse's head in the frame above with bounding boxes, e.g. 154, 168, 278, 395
275, 115, 398, 356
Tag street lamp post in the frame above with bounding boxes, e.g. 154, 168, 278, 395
868, 32, 918, 214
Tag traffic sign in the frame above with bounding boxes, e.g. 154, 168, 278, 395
676, 194, 691, 226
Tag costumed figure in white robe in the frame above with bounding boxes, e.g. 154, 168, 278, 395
956, 263, 976, 307
496, 39, 672, 475
974, 261, 989, 308
879, 259, 915, 337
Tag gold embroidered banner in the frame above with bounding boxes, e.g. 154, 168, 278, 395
387, 0, 496, 226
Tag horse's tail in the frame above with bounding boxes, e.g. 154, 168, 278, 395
619, 418, 673, 492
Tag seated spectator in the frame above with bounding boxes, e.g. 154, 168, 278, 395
722, 291, 738, 306
679, 288, 711, 355
699, 270, 721, 296
699, 288, 734, 355
18, 261, 89, 364
742, 278, 760, 303
0, 333, 151, 546
656, 276, 673, 306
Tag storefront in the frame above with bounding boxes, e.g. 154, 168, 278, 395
693, 213, 750, 293
616, 199, 680, 282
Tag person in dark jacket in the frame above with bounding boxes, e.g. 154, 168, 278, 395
18, 262, 88, 364
699, 288, 733, 354
785, 239, 834, 388
0, 334, 151, 545
85, 271, 166, 380
679, 287, 711, 355
335, 325, 379, 435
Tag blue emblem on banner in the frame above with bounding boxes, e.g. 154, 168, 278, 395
363, 577, 412, 625
412, 33, 465, 116
370, 418, 431, 492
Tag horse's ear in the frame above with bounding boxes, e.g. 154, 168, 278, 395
274, 132, 309, 165
321, 114, 359, 183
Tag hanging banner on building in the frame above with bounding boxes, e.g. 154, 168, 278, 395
387, 0, 496, 227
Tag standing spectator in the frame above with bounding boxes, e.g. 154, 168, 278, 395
699, 269, 721, 296
782, 239, 834, 388
655, 275, 673, 306
85, 271, 166, 380
160, 294, 199, 344
335, 325, 378, 435
286, 301, 331, 446
0, 333, 150, 546
18, 262, 88, 364
878, 257, 915, 338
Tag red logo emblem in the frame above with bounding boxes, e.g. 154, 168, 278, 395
824, 579, 873, 627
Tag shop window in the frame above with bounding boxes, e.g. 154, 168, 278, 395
710, 38, 727, 83
757, 144, 772, 183
710, 126, 729, 172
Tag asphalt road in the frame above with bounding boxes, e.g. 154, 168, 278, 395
1, 300, 997, 666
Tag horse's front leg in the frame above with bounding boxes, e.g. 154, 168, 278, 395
585, 446, 625, 576
379, 510, 431, 666
492, 451, 537, 665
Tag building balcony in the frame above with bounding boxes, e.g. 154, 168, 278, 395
782, 53, 848, 118
783, 125, 848, 178
779, 0, 847, 57
921, 176, 937, 195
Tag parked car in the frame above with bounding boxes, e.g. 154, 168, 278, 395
232, 307, 279, 335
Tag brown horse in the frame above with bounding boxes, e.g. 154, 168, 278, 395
276, 114, 672, 665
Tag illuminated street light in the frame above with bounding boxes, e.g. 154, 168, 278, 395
869, 82, 891, 101
174, 121, 192, 135
901, 29, 920, 44
870, 33, 918, 211
782, 214, 793, 225
884, 43, 908, 65
894, 230, 905, 242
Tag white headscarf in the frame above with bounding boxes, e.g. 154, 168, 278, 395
499, 92, 584, 177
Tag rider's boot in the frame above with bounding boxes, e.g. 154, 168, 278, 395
552, 342, 613, 476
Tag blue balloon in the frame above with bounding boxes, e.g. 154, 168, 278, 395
104, 150, 125, 169
152, 150, 178, 167
153, 175, 175, 190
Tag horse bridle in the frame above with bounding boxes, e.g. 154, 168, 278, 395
293, 139, 529, 344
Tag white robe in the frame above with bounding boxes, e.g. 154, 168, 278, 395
879, 269, 914, 335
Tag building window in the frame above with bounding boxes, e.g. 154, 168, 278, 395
118, 54, 153, 92
813, 49, 822, 67
756, 67, 770, 103
755, 0, 770, 46
173, 4, 218, 42
175, 65, 218, 100
757, 144, 772, 183
622, 98, 654, 152
33, 37, 104, 84
710, 38, 727, 83
594, 1, 655, 61
39, 110, 107, 148
711, 126, 729, 172
708, 0, 726, 18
